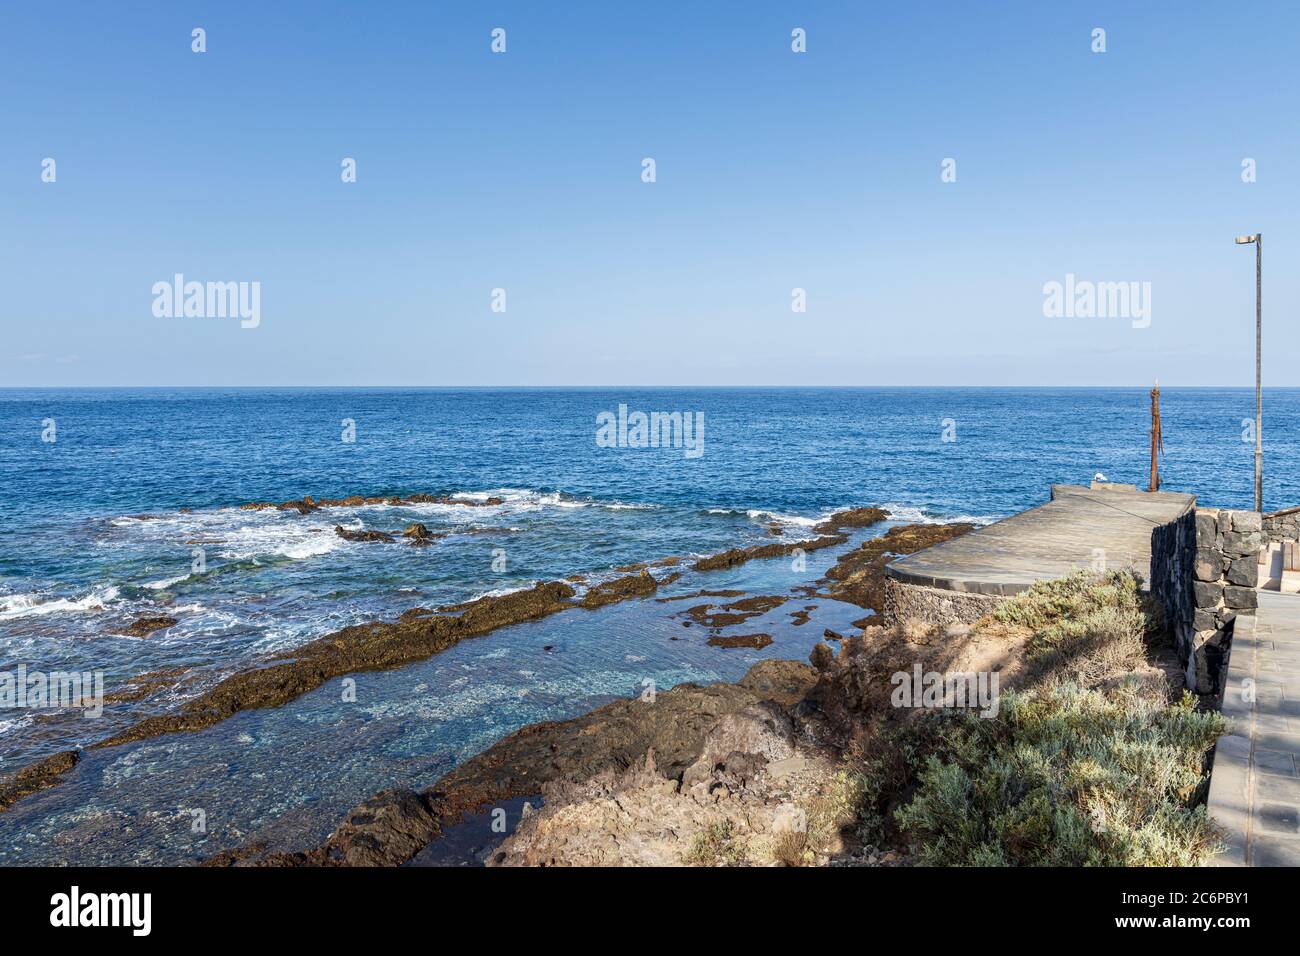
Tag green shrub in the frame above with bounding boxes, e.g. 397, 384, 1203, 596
894, 685, 1226, 866
852, 571, 1228, 866
685, 819, 748, 867
992, 570, 1161, 691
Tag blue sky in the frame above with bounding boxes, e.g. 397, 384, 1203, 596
1, 1, 1296, 386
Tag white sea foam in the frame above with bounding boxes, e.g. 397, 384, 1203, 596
106, 488, 660, 575
450, 489, 520, 502
464, 583, 537, 602
746, 509, 818, 527
0, 715, 34, 736
105, 503, 347, 565
167, 603, 208, 615
455, 488, 653, 512
143, 574, 189, 591
215, 521, 342, 561
879, 503, 998, 526
0, 586, 120, 620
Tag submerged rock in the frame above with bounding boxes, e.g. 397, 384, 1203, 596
706, 633, 774, 649
0, 750, 80, 812
692, 534, 846, 572
223, 659, 816, 866
319, 788, 442, 867
579, 570, 661, 609
121, 616, 179, 638
96, 580, 578, 750
241, 492, 503, 513
680, 594, 787, 629
334, 525, 396, 543
813, 507, 889, 535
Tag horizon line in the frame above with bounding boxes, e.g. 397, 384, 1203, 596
0, 384, 1291, 391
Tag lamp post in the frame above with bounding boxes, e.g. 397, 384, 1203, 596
1235, 233, 1262, 511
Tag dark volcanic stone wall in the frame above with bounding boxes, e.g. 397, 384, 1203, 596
1151, 507, 1262, 694
1263, 508, 1300, 544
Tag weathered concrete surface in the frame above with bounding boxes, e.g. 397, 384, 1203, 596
885, 485, 1195, 597
1208, 591, 1300, 866
882, 577, 1004, 626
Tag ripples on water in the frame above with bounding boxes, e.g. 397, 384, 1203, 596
0, 387, 1296, 863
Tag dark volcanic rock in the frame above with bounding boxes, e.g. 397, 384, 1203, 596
579, 570, 661, 609
681, 595, 788, 628
692, 534, 847, 572
656, 589, 746, 603
95, 580, 578, 749
820, 522, 975, 611
241, 492, 503, 513
1223, 586, 1258, 611
1193, 580, 1224, 608
707, 633, 774, 649
335, 525, 396, 543
1225, 556, 1259, 588
0, 750, 80, 812
319, 789, 442, 867
813, 507, 889, 535
401, 523, 440, 545
224, 659, 816, 866
121, 616, 179, 638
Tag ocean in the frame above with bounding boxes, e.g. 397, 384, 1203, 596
0, 386, 1295, 863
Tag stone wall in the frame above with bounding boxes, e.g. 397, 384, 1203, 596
882, 577, 1005, 627
1263, 507, 1300, 545
1150, 507, 1262, 694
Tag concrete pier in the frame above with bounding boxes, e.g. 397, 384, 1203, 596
886, 484, 1195, 598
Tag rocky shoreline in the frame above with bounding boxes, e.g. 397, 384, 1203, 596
1, 504, 961, 842
0, 751, 81, 812
206, 658, 818, 866
239, 493, 506, 514
81, 507, 894, 752
203, 515, 984, 867
300, 568, 1203, 868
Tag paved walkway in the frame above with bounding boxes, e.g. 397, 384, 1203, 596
886, 485, 1196, 596
1208, 590, 1300, 866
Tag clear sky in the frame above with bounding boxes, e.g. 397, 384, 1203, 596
2, 1, 1296, 387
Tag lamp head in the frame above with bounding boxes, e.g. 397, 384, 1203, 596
1235, 235, 1259, 244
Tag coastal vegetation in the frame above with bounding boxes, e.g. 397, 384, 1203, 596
478, 571, 1226, 867
842, 572, 1228, 866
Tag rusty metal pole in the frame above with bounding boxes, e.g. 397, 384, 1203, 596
1149, 380, 1161, 492
1255, 235, 1263, 512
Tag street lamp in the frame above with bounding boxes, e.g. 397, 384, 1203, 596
1235, 233, 1262, 512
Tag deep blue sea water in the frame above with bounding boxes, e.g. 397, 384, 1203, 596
0, 387, 1296, 864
